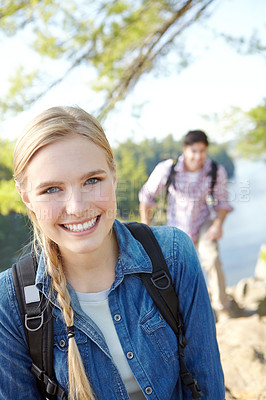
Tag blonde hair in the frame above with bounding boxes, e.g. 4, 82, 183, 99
14, 106, 115, 400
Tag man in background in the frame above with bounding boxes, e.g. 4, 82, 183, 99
139, 130, 237, 321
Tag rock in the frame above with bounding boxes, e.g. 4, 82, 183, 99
217, 314, 266, 400
229, 277, 266, 312
258, 297, 266, 317
227, 244, 266, 313
216, 245, 266, 398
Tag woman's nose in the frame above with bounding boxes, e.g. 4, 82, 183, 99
64, 189, 88, 217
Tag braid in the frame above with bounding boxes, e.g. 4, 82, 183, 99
43, 238, 95, 400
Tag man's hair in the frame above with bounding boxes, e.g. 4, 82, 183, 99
184, 130, 209, 146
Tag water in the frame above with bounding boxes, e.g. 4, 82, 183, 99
220, 158, 266, 286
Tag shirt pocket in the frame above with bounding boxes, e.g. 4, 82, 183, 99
54, 330, 88, 352
140, 306, 178, 362
53, 330, 88, 388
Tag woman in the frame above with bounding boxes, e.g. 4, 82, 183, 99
0, 106, 224, 399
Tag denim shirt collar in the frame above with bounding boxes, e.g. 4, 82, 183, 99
35, 219, 153, 307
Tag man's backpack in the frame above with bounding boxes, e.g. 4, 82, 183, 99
164, 158, 218, 206
12, 222, 203, 399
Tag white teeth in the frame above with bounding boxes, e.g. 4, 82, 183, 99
64, 217, 97, 232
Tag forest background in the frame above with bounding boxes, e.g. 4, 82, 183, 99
0, 0, 266, 271
0, 134, 234, 270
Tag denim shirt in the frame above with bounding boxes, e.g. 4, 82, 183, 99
0, 220, 225, 400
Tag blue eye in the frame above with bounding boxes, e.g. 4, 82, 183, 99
45, 187, 60, 194
86, 178, 100, 185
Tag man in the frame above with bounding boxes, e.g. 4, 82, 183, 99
139, 130, 234, 320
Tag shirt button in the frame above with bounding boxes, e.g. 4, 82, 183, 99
126, 351, 134, 360
114, 314, 121, 322
145, 387, 153, 395
59, 339, 66, 348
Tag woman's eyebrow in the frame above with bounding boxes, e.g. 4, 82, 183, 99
35, 169, 107, 190
35, 180, 64, 190
80, 169, 107, 180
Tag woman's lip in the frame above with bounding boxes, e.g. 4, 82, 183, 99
60, 216, 99, 225
60, 215, 100, 234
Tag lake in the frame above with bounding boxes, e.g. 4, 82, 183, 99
220, 158, 266, 286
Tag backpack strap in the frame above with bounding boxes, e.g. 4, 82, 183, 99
210, 160, 218, 194
165, 158, 218, 207
12, 253, 67, 400
164, 158, 178, 206
124, 222, 203, 399
206, 160, 218, 205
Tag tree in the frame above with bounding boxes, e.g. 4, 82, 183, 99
113, 135, 234, 221
114, 140, 148, 219
220, 31, 266, 60
0, 212, 31, 272
0, 139, 29, 271
0, 0, 216, 119
0, 139, 26, 215
238, 99, 266, 158
208, 144, 235, 178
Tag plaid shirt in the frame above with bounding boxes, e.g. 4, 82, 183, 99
139, 154, 233, 242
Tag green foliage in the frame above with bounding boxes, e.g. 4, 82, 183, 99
0, 67, 40, 116
0, 138, 26, 215
0, 137, 30, 270
0, 212, 31, 272
115, 140, 148, 220
260, 248, 266, 263
208, 144, 235, 178
0, 138, 14, 177
114, 135, 234, 220
238, 99, 266, 158
0, 180, 26, 215
0, 0, 216, 119
0, 135, 234, 267
221, 30, 266, 59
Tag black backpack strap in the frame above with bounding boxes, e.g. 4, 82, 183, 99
12, 253, 67, 400
124, 222, 203, 399
164, 158, 178, 205
206, 160, 218, 206
206, 159, 218, 195
209, 160, 218, 196
165, 158, 218, 207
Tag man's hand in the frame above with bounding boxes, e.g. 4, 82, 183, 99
204, 209, 229, 241
205, 221, 223, 241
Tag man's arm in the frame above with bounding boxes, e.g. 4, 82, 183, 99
139, 159, 173, 225
205, 208, 228, 240
206, 164, 233, 241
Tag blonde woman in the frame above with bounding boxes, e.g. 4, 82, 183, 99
0, 107, 224, 399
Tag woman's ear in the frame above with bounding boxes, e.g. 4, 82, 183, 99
16, 183, 34, 211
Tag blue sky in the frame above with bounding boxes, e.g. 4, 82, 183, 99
1, 0, 266, 147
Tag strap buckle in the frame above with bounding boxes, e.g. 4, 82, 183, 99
25, 312, 44, 332
31, 363, 67, 399
45, 377, 58, 396
151, 271, 171, 290
181, 372, 203, 399
31, 364, 57, 396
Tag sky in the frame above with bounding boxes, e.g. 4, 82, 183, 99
0, 0, 266, 147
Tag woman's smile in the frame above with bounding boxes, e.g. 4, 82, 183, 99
61, 215, 100, 233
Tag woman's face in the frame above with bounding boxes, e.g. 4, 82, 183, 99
20, 135, 117, 258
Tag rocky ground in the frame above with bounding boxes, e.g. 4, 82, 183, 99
217, 315, 266, 400
216, 245, 266, 400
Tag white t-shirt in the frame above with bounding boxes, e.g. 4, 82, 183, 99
76, 289, 146, 399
